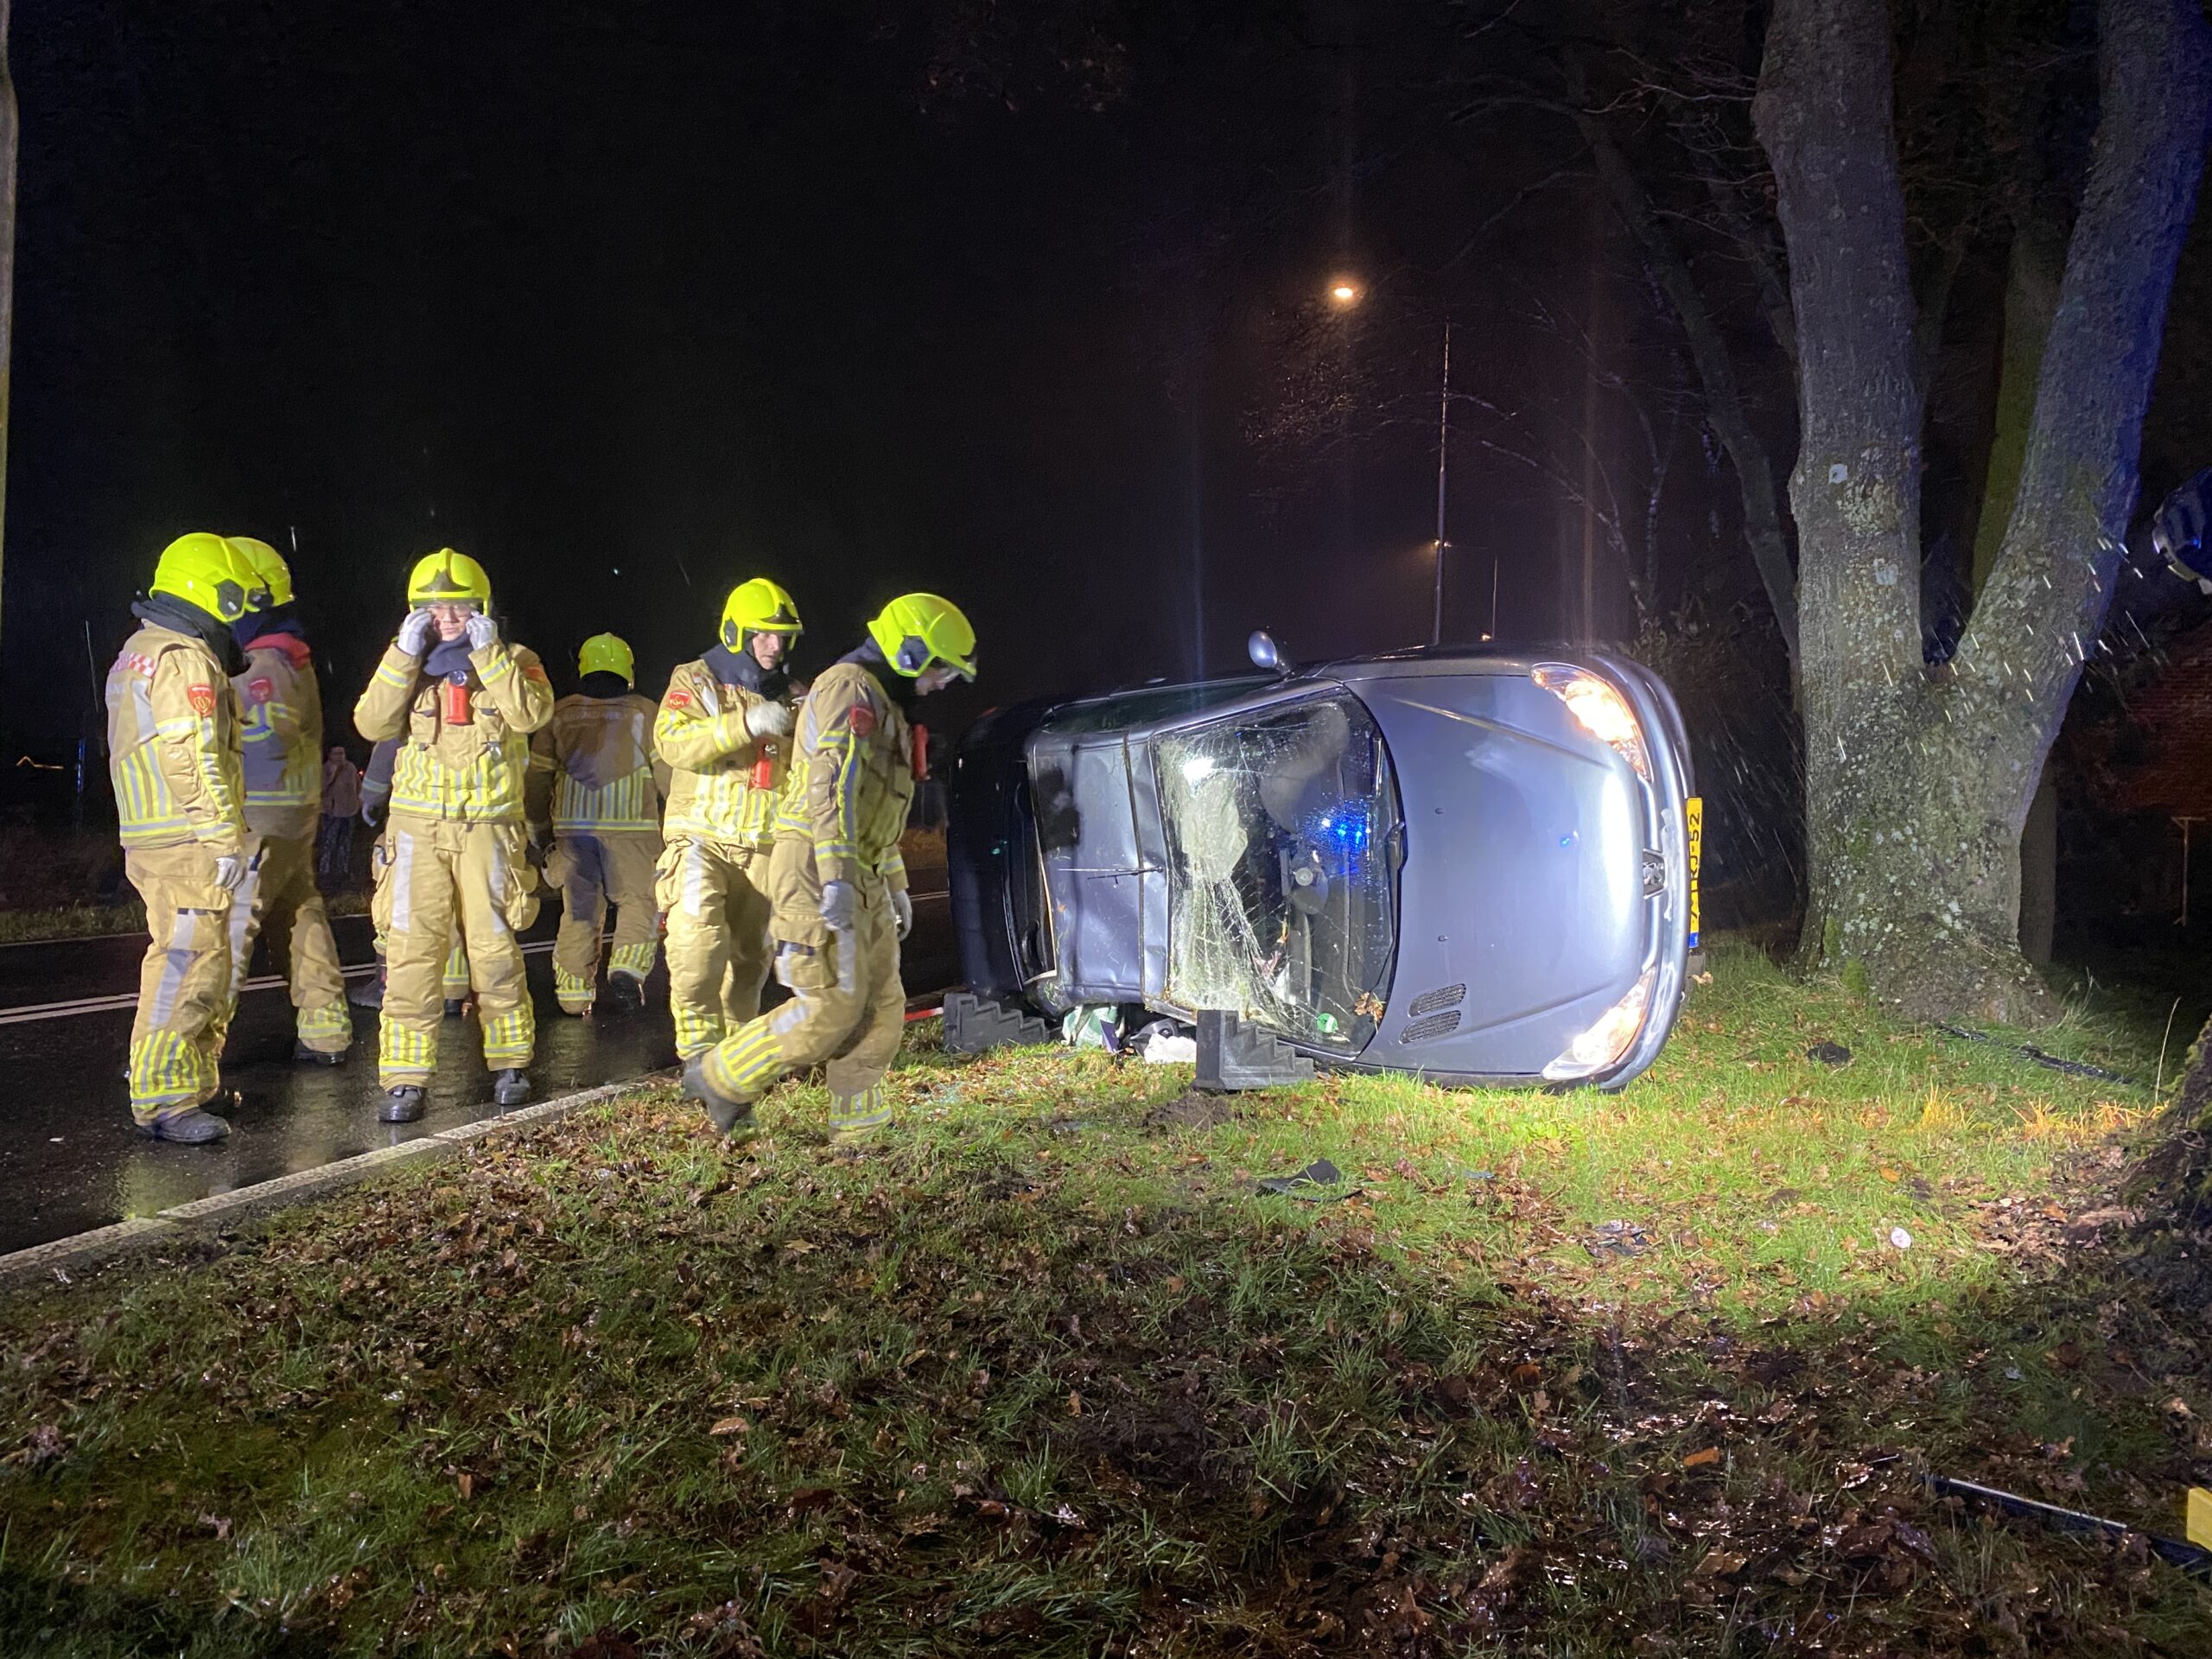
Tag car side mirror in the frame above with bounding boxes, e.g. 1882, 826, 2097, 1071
1248, 630, 1285, 673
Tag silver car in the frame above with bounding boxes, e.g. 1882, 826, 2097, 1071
946, 638, 1699, 1090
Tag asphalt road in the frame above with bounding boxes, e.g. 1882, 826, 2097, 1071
0, 892, 957, 1257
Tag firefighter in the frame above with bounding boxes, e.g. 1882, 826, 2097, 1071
652, 578, 803, 1060
105, 532, 268, 1141
529, 632, 667, 1015
683, 593, 975, 1146
353, 549, 553, 1122
222, 537, 352, 1064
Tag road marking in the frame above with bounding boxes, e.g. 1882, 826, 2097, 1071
0, 888, 952, 1027
0, 940, 561, 1027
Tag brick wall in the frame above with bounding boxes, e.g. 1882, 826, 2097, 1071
2118, 623, 2212, 818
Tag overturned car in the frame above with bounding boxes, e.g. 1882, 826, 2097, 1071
946, 639, 1699, 1090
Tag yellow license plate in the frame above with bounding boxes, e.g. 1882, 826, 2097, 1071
1686, 797, 1703, 949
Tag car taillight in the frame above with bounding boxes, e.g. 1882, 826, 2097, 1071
1531, 664, 1650, 782
1542, 966, 1656, 1082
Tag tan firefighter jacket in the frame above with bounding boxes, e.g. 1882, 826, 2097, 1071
527, 692, 668, 836
235, 633, 324, 841
774, 659, 916, 893
654, 658, 794, 849
353, 636, 554, 823
106, 622, 248, 856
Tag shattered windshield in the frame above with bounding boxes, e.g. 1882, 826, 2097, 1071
1154, 692, 1400, 1051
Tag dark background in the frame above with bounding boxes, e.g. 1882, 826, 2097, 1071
5, 0, 1599, 754
10, 0, 2212, 942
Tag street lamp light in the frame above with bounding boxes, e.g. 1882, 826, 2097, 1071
1322, 276, 1454, 646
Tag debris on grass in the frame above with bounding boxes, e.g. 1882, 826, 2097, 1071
1254, 1155, 1358, 1198
0, 942, 2205, 1655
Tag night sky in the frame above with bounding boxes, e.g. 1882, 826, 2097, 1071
7, 1, 2208, 760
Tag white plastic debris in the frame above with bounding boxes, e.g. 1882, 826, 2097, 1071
1142, 1027, 1198, 1065
1889, 1226, 1913, 1250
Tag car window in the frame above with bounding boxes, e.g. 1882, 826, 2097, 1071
1154, 692, 1399, 1051
1043, 677, 1274, 736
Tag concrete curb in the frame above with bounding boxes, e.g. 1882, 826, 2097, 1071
0, 1076, 667, 1291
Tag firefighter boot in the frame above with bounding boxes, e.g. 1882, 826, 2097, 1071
137, 1107, 231, 1144
380, 1086, 425, 1124
681, 1054, 756, 1141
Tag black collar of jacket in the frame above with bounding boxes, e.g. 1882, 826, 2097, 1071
133, 594, 247, 677
705, 640, 790, 703
233, 602, 305, 653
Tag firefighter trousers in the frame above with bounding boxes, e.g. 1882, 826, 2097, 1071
226, 830, 351, 1054
372, 825, 471, 999
700, 842, 905, 1141
549, 831, 660, 1013
658, 836, 773, 1058
375, 816, 539, 1086
123, 842, 236, 1125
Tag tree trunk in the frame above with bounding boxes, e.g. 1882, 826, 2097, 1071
0, 0, 16, 646
1757, 0, 2211, 1022
1970, 229, 2067, 593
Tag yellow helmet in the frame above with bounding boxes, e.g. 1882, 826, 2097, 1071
407, 548, 492, 608
868, 593, 976, 679
225, 537, 293, 608
150, 532, 268, 624
577, 632, 635, 683
719, 577, 802, 652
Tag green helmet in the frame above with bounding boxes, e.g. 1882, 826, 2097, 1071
225, 537, 293, 608
151, 532, 269, 624
577, 632, 635, 683
720, 577, 803, 651
867, 593, 976, 679
408, 548, 493, 607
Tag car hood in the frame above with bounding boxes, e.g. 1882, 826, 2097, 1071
1349, 672, 1652, 1077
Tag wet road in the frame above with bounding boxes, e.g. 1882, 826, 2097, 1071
0, 892, 957, 1256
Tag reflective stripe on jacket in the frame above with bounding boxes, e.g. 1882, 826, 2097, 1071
529, 692, 665, 835
654, 657, 791, 847
236, 639, 323, 839
353, 637, 554, 823
774, 659, 912, 892
105, 623, 247, 854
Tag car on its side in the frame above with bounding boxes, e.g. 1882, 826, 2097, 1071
947, 638, 1699, 1090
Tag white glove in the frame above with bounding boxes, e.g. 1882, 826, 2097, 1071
396, 610, 435, 655
745, 700, 794, 740
213, 854, 245, 892
818, 880, 858, 934
465, 612, 499, 651
891, 887, 913, 940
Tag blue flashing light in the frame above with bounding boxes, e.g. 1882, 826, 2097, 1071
1309, 804, 1372, 865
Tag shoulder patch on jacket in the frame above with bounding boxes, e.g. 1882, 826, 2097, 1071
120, 652, 158, 678
524, 664, 549, 682
664, 688, 693, 710
848, 703, 876, 737
188, 684, 218, 717
246, 677, 275, 704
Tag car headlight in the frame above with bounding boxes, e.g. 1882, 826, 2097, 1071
1532, 664, 1650, 781
1542, 966, 1656, 1081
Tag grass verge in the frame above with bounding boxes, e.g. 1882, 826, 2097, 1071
1, 943, 2206, 1656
